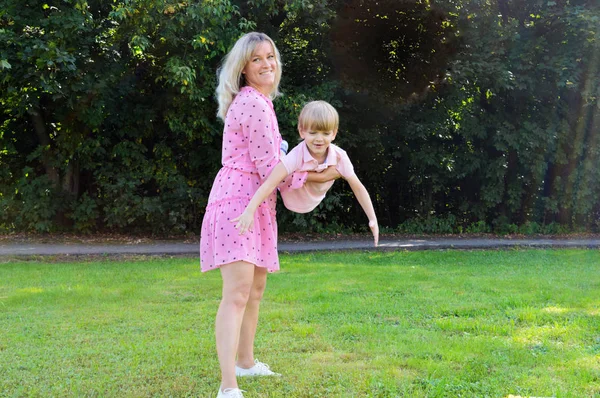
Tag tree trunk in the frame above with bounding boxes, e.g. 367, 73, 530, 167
29, 107, 60, 187
62, 160, 80, 196
29, 107, 81, 227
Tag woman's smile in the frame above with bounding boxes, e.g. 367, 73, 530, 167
242, 41, 277, 96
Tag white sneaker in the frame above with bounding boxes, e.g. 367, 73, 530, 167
217, 387, 245, 398
235, 359, 281, 377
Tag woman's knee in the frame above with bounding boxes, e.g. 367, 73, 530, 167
223, 283, 252, 310
249, 270, 267, 302
248, 284, 265, 302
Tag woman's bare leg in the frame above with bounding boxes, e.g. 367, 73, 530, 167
236, 266, 268, 368
216, 261, 255, 390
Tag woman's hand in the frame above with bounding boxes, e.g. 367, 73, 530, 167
231, 210, 255, 235
369, 220, 379, 247
306, 166, 342, 183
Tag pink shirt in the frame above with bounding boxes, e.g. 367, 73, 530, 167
279, 142, 355, 213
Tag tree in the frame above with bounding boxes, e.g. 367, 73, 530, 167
1, 0, 252, 232
1, 0, 599, 234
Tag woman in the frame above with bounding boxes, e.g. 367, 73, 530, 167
200, 32, 338, 398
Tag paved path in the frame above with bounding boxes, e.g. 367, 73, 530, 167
1, 238, 599, 256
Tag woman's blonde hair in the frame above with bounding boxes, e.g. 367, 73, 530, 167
216, 32, 282, 120
298, 101, 339, 132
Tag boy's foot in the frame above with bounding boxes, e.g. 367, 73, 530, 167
217, 387, 245, 398
235, 359, 281, 377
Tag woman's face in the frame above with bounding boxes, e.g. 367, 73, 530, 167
242, 41, 277, 96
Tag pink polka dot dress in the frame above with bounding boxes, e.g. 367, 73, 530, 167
200, 86, 282, 272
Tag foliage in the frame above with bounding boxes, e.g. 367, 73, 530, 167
1, 0, 599, 234
1, 0, 258, 233
397, 214, 458, 235
319, 0, 600, 233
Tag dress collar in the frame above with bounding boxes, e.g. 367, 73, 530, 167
240, 86, 273, 108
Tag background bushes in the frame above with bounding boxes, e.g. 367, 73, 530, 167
1, 0, 599, 235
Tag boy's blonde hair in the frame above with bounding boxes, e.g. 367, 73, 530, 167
216, 32, 282, 121
298, 101, 339, 132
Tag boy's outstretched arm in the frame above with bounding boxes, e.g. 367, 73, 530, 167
345, 175, 379, 247
232, 162, 288, 235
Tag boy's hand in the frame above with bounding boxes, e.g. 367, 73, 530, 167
369, 220, 379, 247
231, 211, 254, 235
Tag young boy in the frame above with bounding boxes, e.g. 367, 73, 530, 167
233, 100, 379, 246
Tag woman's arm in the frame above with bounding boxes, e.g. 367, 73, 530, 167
306, 165, 342, 183
232, 162, 289, 235
345, 175, 379, 247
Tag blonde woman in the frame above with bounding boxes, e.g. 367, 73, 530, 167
200, 32, 339, 398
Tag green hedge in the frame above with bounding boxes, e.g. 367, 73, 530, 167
1, 0, 599, 234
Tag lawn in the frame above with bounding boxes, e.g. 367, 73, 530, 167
1, 250, 599, 397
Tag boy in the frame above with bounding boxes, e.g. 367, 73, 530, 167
233, 101, 378, 246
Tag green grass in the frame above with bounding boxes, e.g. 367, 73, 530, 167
1, 250, 599, 397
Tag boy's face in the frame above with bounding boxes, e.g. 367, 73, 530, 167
299, 128, 337, 159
